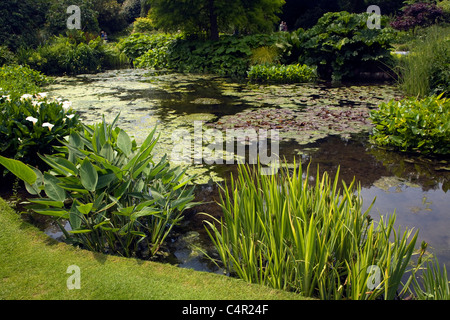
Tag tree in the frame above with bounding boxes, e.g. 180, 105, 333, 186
148, 0, 285, 40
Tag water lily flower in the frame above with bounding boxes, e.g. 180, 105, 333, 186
42, 122, 54, 131
26, 116, 38, 124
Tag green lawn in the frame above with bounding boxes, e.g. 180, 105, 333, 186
0, 197, 305, 300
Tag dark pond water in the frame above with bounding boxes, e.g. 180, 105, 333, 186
42, 69, 449, 273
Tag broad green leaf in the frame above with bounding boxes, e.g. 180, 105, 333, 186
0, 155, 37, 186
117, 129, 132, 156
76, 202, 93, 215
28, 198, 64, 208
96, 173, 117, 190
80, 158, 98, 192
44, 173, 66, 202
33, 208, 69, 218
69, 205, 82, 230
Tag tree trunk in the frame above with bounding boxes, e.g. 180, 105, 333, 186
208, 0, 219, 40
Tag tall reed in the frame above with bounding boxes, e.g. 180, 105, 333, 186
397, 25, 450, 97
204, 161, 423, 300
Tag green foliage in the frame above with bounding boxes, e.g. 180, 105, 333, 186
0, 0, 49, 50
129, 33, 292, 77
413, 257, 450, 300
133, 17, 155, 33
396, 25, 450, 97
247, 64, 317, 83
11, 116, 197, 258
0, 93, 80, 172
19, 31, 129, 75
148, 0, 284, 40
298, 12, 397, 82
0, 46, 17, 66
369, 94, 450, 155
204, 161, 425, 299
0, 64, 49, 97
118, 33, 184, 60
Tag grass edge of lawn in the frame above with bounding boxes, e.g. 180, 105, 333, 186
0, 197, 308, 300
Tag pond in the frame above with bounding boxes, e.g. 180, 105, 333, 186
43, 68, 449, 273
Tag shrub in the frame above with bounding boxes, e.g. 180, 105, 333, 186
19, 31, 129, 75
391, 2, 444, 31
5, 116, 197, 258
0, 64, 48, 97
0, 46, 16, 66
204, 161, 428, 299
298, 12, 396, 82
118, 32, 184, 61
133, 17, 154, 33
0, 93, 80, 173
369, 94, 450, 155
247, 64, 317, 83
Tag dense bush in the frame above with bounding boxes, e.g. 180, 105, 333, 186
118, 32, 184, 60
298, 12, 397, 82
391, 2, 444, 31
369, 94, 450, 155
1, 116, 197, 259
19, 31, 129, 75
132, 17, 155, 33
247, 64, 317, 83
0, 64, 49, 97
0, 93, 80, 172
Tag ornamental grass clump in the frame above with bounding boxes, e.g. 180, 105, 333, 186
204, 161, 429, 300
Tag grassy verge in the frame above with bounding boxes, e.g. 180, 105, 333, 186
0, 197, 305, 300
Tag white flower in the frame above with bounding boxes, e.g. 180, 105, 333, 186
26, 116, 38, 124
62, 101, 72, 112
42, 122, 54, 131
66, 114, 75, 119
1, 95, 11, 102
20, 94, 33, 101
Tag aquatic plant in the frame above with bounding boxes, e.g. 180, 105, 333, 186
370, 94, 450, 155
247, 64, 317, 84
203, 161, 432, 300
0, 115, 197, 258
298, 12, 396, 82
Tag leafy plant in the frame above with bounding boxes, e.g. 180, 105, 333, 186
298, 12, 396, 82
3, 115, 197, 259
204, 161, 426, 299
19, 31, 129, 75
395, 25, 450, 97
247, 64, 317, 83
0, 64, 49, 97
132, 17, 154, 33
0, 93, 80, 172
369, 94, 450, 155
413, 257, 450, 300
391, 2, 444, 31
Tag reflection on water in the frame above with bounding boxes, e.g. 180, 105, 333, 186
44, 69, 449, 271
